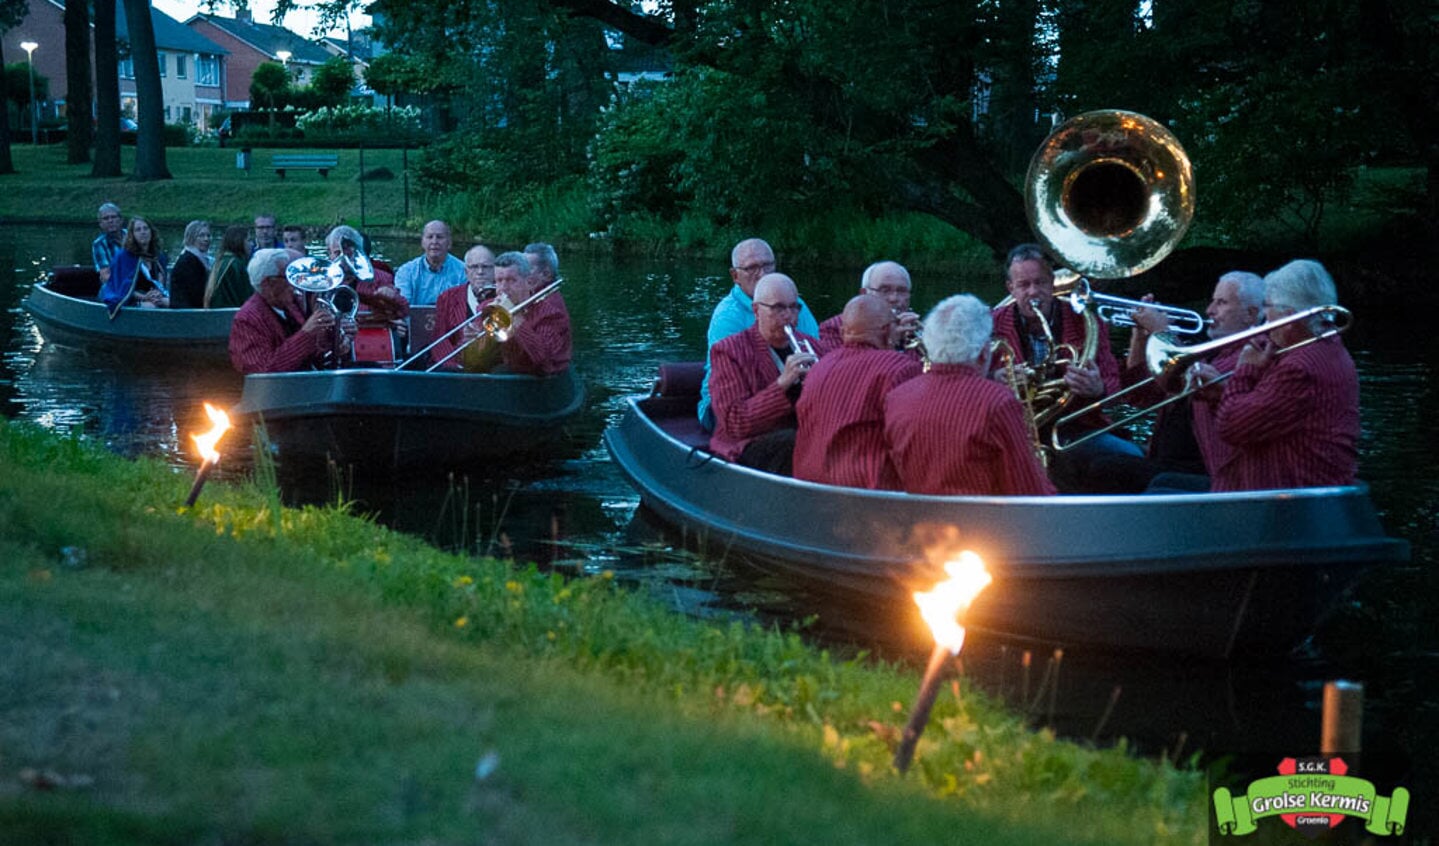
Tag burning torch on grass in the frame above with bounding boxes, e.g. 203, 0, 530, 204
184, 403, 232, 508
893, 549, 993, 774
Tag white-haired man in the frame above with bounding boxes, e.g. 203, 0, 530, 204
1088, 270, 1266, 492
1211, 259, 1358, 491
817, 260, 920, 354
698, 238, 820, 429
228, 248, 354, 373
884, 294, 1055, 496
394, 220, 466, 306
430, 244, 500, 370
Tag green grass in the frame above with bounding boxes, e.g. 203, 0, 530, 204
0, 143, 421, 233
0, 420, 1207, 843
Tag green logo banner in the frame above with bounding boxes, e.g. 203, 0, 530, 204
1212, 776, 1409, 836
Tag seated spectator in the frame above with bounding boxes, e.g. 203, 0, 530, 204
281, 224, 307, 253
794, 295, 922, 488
169, 220, 212, 309
101, 216, 170, 317
708, 273, 821, 475
204, 225, 253, 309
92, 202, 124, 283
885, 294, 1055, 496
228, 248, 354, 373
393, 220, 466, 306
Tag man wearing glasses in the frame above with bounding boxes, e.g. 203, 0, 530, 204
817, 260, 921, 355
707, 273, 821, 475
698, 238, 820, 429
92, 203, 125, 283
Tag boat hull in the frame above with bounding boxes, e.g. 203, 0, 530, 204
237, 367, 586, 470
22, 277, 237, 360
604, 396, 1408, 658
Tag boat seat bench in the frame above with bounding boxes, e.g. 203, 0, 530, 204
272, 154, 340, 179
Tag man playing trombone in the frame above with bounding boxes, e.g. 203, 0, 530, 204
1086, 270, 1265, 492
486, 251, 572, 376
1210, 260, 1358, 491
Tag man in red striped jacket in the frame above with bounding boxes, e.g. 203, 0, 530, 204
884, 294, 1056, 496
708, 273, 821, 474
1211, 260, 1358, 491
817, 260, 922, 356
229, 248, 352, 374
795, 295, 922, 488
490, 251, 572, 376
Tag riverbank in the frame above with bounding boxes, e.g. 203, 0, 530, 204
0, 419, 1206, 843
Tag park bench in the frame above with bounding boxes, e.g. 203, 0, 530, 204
272, 153, 339, 179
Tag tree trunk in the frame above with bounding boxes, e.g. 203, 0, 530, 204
64, 0, 93, 164
0, 37, 13, 174
92, 0, 122, 177
123, 0, 171, 180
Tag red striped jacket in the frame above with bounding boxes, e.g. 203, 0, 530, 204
884, 363, 1056, 496
501, 291, 572, 376
228, 290, 325, 374
709, 324, 820, 461
794, 344, 922, 488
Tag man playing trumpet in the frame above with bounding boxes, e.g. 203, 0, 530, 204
708, 273, 821, 475
817, 260, 922, 358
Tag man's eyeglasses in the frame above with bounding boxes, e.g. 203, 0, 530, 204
735, 261, 776, 275
865, 285, 910, 297
756, 301, 801, 314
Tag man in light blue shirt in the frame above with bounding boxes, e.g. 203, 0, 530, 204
698, 238, 819, 429
394, 220, 467, 306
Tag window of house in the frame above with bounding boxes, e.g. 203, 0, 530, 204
158, 53, 166, 77
182, 106, 192, 123
177, 54, 188, 79
197, 55, 218, 86
119, 57, 134, 79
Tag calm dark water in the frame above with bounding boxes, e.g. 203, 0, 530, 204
5, 223, 1437, 812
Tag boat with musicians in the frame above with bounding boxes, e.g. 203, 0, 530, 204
605, 112, 1410, 659
22, 265, 238, 360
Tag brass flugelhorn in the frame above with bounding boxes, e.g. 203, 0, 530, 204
1049, 304, 1353, 452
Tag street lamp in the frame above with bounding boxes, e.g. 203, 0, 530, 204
20, 41, 38, 146
276, 50, 292, 84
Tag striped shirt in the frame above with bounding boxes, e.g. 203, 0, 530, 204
501, 291, 572, 376
1212, 337, 1358, 491
818, 312, 923, 364
1187, 345, 1242, 476
698, 284, 820, 428
228, 290, 325, 373
92, 231, 123, 274
794, 345, 922, 488
709, 324, 820, 461
990, 302, 1121, 430
429, 284, 489, 369
884, 362, 1056, 496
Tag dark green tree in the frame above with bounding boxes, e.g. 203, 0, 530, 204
0, 0, 29, 175
309, 56, 355, 107
4, 62, 48, 109
91, 0, 121, 177
64, 0, 92, 163
249, 61, 290, 110
123, 0, 171, 180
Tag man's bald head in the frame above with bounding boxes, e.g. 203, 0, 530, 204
840, 294, 895, 349
754, 272, 796, 302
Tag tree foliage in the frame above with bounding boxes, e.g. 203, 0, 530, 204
309, 56, 355, 107
3, 62, 48, 107
249, 61, 291, 110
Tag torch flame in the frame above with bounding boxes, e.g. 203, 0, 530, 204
913, 550, 993, 654
191, 402, 231, 463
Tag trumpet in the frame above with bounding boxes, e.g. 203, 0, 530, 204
1065, 276, 1208, 335
1049, 304, 1353, 452
783, 325, 817, 358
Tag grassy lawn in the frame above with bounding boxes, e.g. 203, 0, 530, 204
0, 420, 1207, 844
0, 144, 421, 233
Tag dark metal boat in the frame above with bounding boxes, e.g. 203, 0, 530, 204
603, 371, 1408, 659
237, 366, 586, 470
21, 266, 238, 359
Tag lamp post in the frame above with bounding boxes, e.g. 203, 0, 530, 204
276, 49, 292, 82
20, 41, 38, 146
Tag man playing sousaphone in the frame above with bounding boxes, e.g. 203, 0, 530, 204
990, 243, 1138, 490
323, 225, 409, 360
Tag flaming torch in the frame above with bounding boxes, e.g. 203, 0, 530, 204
184, 403, 232, 507
893, 549, 993, 773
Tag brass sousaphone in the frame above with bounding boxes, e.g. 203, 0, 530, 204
1002, 110, 1196, 451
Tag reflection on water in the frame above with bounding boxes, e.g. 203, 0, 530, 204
5, 224, 1438, 806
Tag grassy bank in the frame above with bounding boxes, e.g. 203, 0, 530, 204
0, 420, 1206, 843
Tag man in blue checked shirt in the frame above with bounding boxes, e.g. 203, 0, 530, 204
92, 203, 125, 283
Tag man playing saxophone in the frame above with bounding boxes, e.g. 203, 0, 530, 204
990, 244, 1139, 489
